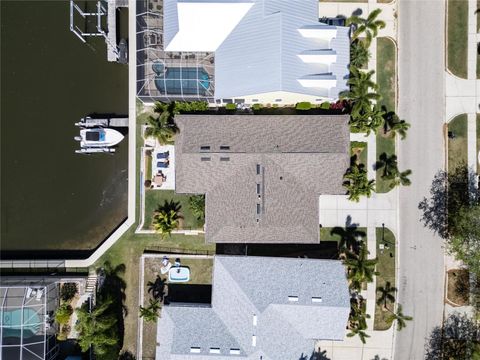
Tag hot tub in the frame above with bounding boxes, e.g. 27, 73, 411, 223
168, 267, 190, 283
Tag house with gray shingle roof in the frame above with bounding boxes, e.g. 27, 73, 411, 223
175, 114, 350, 244
156, 256, 350, 360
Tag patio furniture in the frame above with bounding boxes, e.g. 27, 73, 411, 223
161, 262, 172, 275
157, 161, 169, 168
156, 151, 169, 159
153, 175, 164, 186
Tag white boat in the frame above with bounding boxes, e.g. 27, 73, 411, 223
75, 128, 124, 148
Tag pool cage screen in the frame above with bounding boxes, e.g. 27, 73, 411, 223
136, 0, 215, 103
0, 284, 58, 360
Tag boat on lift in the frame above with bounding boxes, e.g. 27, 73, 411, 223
74, 127, 124, 148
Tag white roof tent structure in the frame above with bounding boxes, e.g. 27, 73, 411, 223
163, 0, 350, 104
0, 280, 59, 360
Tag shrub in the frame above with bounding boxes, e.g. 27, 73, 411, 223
145, 149, 152, 157
295, 102, 312, 111
320, 101, 331, 110
144, 179, 152, 188
60, 283, 78, 302
55, 303, 73, 325
251, 103, 262, 111
175, 101, 209, 113
351, 141, 367, 150
225, 103, 237, 110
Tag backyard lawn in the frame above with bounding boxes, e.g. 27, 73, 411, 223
143, 190, 204, 230
448, 114, 468, 173
141, 255, 214, 358
93, 229, 215, 355
320, 226, 367, 245
447, 0, 468, 78
376, 37, 397, 193
374, 227, 396, 330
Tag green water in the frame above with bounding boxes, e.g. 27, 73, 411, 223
1, 1, 129, 255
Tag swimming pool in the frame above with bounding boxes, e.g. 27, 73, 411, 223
153, 62, 210, 96
1, 308, 41, 338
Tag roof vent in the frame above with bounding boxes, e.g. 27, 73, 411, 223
253, 314, 257, 326
230, 349, 241, 355
312, 297, 323, 303
201, 157, 211, 161
209, 348, 221, 354
190, 347, 201, 353
288, 296, 299, 302
200, 146, 211, 151
256, 164, 261, 175
220, 145, 230, 150
220, 157, 230, 161
252, 335, 257, 347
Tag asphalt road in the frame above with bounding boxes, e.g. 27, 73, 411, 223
396, 0, 446, 359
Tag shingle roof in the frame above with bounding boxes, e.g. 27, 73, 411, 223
156, 256, 350, 360
175, 115, 350, 244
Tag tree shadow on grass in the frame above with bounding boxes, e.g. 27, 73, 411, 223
425, 313, 480, 360
418, 164, 478, 239
331, 215, 366, 254
97, 261, 127, 353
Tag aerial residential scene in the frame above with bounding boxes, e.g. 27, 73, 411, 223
1, 0, 479, 359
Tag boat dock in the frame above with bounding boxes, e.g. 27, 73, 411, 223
75, 116, 129, 128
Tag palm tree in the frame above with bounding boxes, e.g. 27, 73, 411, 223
147, 275, 167, 301
386, 304, 413, 331
347, 326, 370, 344
341, 67, 381, 121
347, 9, 386, 46
365, 105, 385, 135
382, 109, 411, 139
343, 163, 376, 202
139, 299, 161, 323
188, 194, 205, 222
376, 281, 397, 310
145, 102, 179, 144
331, 226, 366, 254
152, 200, 182, 238
344, 245, 378, 291
75, 299, 119, 356
350, 39, 370, 68
389, 169, 412, 189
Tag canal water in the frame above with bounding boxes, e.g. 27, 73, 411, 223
1, 1, 129, 256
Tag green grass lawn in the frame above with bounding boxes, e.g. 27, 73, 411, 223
143, 190, 204, 230
351, 141, 368, 167
320, 227, 367, 244
477, 114, 480, 174
374, 227, 396, 330
376, 37, 397, 193
375, 133, 396, 193
447, 0, 468, 78
145, 151, 152, 181
377, 37, 396, 112
448, 114, 468, 173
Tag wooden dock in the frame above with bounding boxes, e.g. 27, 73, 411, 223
76, 117, 129, 128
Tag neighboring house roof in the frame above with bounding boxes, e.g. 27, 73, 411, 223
164, 0, 350, 101
175, 115, 350, 244
156, 256, 350, 360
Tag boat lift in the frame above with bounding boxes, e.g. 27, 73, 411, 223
69, 0, 119, 62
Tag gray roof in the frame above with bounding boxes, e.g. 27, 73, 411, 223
214, 0, 350, 100
156, 256, 350, 360
175, 115, 350, 244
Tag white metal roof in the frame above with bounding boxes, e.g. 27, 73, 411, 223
164, 0, 254, 52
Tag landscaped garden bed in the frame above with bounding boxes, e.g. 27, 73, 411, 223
351, 141, 368, 167
447, 0, 468, 78
143, 190, 204, 231
374, 227, 396, 330
446, 269, 470, 306
448, 114, 468, 173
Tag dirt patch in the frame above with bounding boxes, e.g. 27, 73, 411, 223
446, 269, 469, 306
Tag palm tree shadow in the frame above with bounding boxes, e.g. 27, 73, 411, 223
332, 215, 365, 254
297, 349, 331, 360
